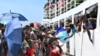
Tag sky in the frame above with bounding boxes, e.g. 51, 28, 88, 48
0, 0, 47, 26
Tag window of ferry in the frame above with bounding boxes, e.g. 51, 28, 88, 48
76, 0, 84, 6
83, 4, 98, 44
84, 4, 98, 30
68, 0, 71, 2
60, 19, 64, 27
74, 11, 83, 32
50, 23, 54, 29
71, 1, 75, 9
54, 21, 58, 30
66, 16, 72, 24
67, 3, 71, 10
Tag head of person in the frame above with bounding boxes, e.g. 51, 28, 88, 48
30, 23, 34, 27
65, 23, 74, 33
81, 15, 88, 23
0, 23, 5, 34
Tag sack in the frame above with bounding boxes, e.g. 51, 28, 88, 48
23, 39, 30, 48
27, 39, 34, 48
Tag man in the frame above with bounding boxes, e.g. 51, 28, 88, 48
64, 23, 77, 40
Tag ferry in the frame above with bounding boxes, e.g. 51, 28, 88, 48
49, 0, 100, 56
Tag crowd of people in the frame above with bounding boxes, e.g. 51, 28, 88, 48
0, 21, 76, 56
0, 14, 96, 56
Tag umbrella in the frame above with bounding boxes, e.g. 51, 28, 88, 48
33, 22, 41, 27
0, 12, 27, 21
4, 18, 22, 56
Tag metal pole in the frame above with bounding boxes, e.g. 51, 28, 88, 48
80, 32, 84, 56
74, 35, 76, 56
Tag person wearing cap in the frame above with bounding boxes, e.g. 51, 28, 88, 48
64, 23, 77, 40
46, 29, 62, 56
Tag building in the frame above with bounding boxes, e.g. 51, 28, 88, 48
43, 0, 85, 26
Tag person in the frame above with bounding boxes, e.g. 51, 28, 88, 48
82, 15, 94, 43
76, 16, 82, 32
50, 43, 61, 56
68, 23, 76, 37
55, 22, 70, 43
0, 23, 8, 56
26, 47, 36, 56
48, 29, 63, 56
55, 23, 70, 55
63, 23, 77, 41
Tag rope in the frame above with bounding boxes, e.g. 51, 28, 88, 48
80, 32, 84, 56
92, 30, 94, 45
